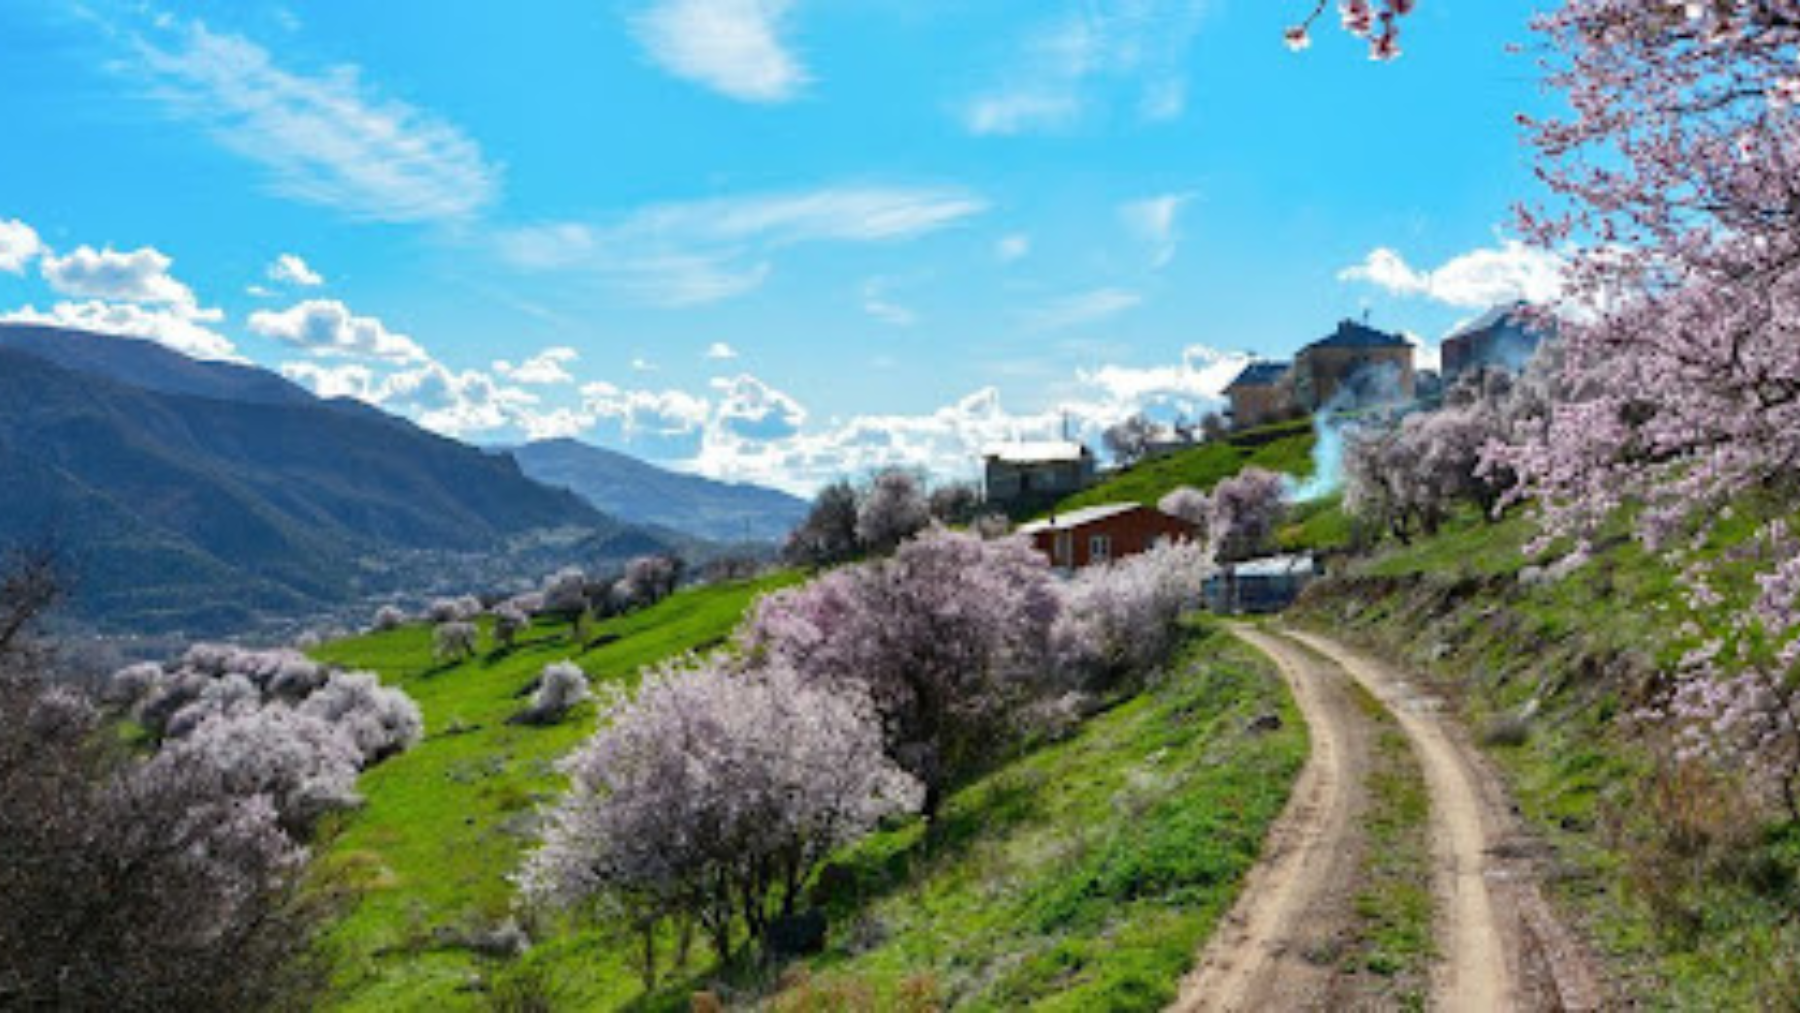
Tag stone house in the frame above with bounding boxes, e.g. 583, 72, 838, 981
1291, 319, 1415, 411
983, 442, 1096, 509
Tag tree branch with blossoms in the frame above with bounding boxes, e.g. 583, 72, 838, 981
1285, 0, 1417, 60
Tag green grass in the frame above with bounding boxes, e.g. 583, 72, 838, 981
1298, 499, 1800, 1009
309, 574, 800, 1011
309, 587, 1308, 1011
1346, 683, 1432, 1009
1045, 418, 1317, 518
767, 622, 1308, 1011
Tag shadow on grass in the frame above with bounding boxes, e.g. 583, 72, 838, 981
812, 762, 1047, 924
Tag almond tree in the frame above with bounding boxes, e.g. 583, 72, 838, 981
1209, 468, 1288, 562
1052, 540, 1213, 692
783, 481, 861, 569
513, 661, 590, 726
1283, 0, 1417, 59
621, 555, 682, 609
742, 528, 1060, 815
519, 658, 918, 980
855, 469, 931, 555
1158, 486, 1211, 535
1487, 1, 1800, 798
433, 620, 479, 663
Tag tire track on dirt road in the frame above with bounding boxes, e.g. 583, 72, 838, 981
1282, 628, 1608, 1012
1174, 625, 1608, 1012
1170, 625, 1379, 1012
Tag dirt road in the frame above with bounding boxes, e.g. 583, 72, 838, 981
1172, 625, 1607, 1012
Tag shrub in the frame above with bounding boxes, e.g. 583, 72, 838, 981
372, 605, 407, 632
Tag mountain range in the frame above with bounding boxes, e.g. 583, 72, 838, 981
510, 438, 806, 544
0, 324, 799, 637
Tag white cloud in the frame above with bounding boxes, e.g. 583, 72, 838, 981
16, 243, 236, 360
1023, 286, 1142, 330
711, 373, 806, 439
632, 0, 808, 103
41, 245, 201, 307
961, 0, 1208, 136
281, 358, 540, 436
132, 20, 498, 222
1066, 344, 1247, 422
1120, 191, 1193, 268
1339, 240, 1564, 309
996, 233, 1031, 263
632, 356, 658, 372
580, 381, 712, 436
494, 346, 579, 385
861, 277, 916, 326
495, 184, 985, 306
268, 253, 323, 287
248, 299, 428, 363
704, 341, 739, 360
0, 219, 42, 273
0, 300, 238, 361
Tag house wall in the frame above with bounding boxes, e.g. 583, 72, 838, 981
985, 457, 1094, 504
1029, 508, 1198, 569
1293, 346, 1415, 410
1228, 385, 1293, 429
1442, 324, 1542, 382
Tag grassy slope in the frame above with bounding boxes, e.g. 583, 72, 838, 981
772, 623, 1307, 1011
1047, 419, 1317, 517
312, 602, 1307, 1010
1298, 505, 1800, 1008
310, 575, 799, 1011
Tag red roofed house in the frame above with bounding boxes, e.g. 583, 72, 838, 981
1017, 503, 1199, 570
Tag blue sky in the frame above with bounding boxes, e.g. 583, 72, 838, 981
0, 0, 1562, 493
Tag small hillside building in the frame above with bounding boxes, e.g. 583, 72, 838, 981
1441, 302, 1548, 383
1203, 553, 1321, 614
1224, 361, 1295, 430
1293, 319, 1415, 411
1017, 503, 1198, 571
984, 441, 1096, 509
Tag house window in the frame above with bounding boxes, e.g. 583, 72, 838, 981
1089, 534, 1112, 564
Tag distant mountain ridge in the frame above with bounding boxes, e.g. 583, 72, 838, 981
511, 438, 807, 544
0, 326, 693, 636
0, 323, 317, 406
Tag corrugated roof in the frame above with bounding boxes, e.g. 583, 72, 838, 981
1016, 502, 1142, 534
984, 441, 1089, 463
1226, 361, 1290, 390
1225, 553, 1316, 578
1305, 319, 1409, 351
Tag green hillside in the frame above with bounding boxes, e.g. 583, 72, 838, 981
310, 575, 800, 1010
306, 588, 1304, 1010
1297, 501, 1800, 1008
1046, 418, 1317, 517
